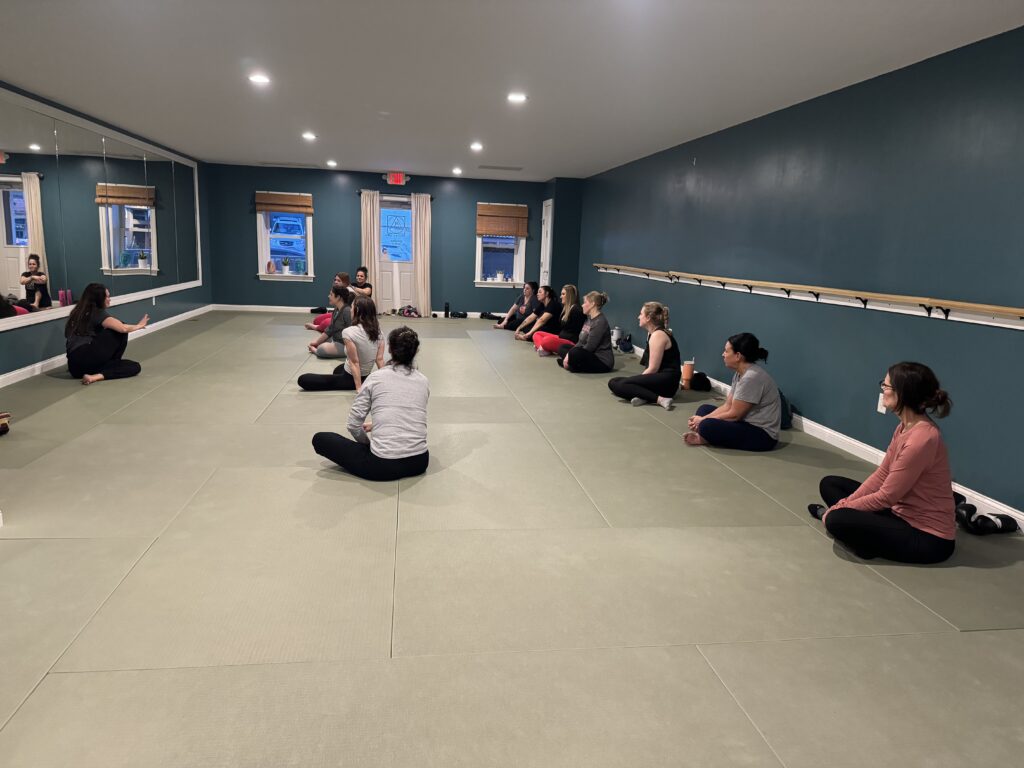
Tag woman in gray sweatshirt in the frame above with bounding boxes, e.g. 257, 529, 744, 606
307, 285, 353, 358
557, 291, 614, 373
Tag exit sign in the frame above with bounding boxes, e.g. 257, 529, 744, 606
387, 171, 407, 186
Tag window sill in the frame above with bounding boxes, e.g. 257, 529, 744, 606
475, 281, 524, 288
258, 273, 316, 282
102, 268, 159, 276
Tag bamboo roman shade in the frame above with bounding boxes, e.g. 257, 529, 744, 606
476, 203, 528, 237
255, 191, 314, 215
95, 183, 156, 207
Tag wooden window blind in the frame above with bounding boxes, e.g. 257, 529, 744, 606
476, 203, 528, 237
95, 184, 156, 207
254, 191, 314, 215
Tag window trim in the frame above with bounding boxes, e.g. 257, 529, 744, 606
474, 234, 525, 287
98, 203, 159, 276
256, 210, 316, 282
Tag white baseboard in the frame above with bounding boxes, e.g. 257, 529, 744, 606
208, 304, 310, 313
0, 304, 214, 390
632, 344, 1023, 525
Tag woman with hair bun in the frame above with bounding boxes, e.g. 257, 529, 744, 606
607, 301, 680, 409
312, 326, 429, 481
684, 332, 780, 450
808, 362, 956, 563
557, 290, 613, 373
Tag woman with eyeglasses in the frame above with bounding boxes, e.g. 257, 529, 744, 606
808, 362, 956, 564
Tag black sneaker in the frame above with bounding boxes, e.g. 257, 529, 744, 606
807, 504, 826, 520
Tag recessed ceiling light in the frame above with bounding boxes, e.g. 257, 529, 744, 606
28, 143, 41, 151
507, 92, 527, 104
248, 72, 271, 85
470, 141, 483, 152
326, 160, 338, 168
302, 131, 317, 141
452, 167, 463, 176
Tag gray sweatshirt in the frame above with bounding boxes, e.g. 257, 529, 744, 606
347, 365, 429, 459
576, 313, 614, 369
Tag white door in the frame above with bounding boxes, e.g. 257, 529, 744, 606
1, 193, 26, 298
540, 198, 554, 287
379, 202, 417, 313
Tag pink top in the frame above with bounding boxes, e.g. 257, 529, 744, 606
834, 421, 955, 540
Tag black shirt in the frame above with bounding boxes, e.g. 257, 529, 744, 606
534, 299, 563, 334
640, 329, 682, 375
66, 309, 110, 352
353, 281, 373, 298
558, 304, 585, 343
22, 271, 52, 308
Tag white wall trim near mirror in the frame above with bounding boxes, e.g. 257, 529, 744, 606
0, 83, 203, 333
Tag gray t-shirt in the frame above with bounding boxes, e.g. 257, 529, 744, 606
577, 313, 614, 369
342, 324, 384, 377
324, 305, 352, 343
731, 364, 781, 440
347, 365, 429, 459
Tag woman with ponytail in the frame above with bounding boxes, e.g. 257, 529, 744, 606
557, 291, 613, 373
64, 283, 147, 384
607, 302, 680, 409
297, 297, 384, 391
533, 284, 584, 356
684, 332, 780, 451
808, 362, 957, 563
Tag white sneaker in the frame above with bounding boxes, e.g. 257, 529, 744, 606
537, 348, 553, 357
657, 396, 675, 411
630, 397, 646, 407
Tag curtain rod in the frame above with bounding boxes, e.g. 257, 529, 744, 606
356, 191, 433, 200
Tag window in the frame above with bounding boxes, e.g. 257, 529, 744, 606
3, 189, 28, 246
96, 183, 158, 275
474, 202, 527, 287
380, 203, 412, 262
255, 192, 315, 281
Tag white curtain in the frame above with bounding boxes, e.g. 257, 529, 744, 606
410, 192, 431, 315
21, 172, 48, 276
359, 189, 381, 304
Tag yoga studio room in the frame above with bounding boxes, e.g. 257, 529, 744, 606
2, 2, 1024, 765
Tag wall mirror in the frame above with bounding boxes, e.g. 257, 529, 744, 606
0, 85, 201, 331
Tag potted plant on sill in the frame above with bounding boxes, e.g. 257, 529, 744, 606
281, 257, 291, 275
138, 252, 149, 269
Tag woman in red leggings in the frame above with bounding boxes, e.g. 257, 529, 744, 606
533, 284, 584, 356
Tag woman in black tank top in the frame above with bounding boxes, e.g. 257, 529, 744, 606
608, 302, 682, 409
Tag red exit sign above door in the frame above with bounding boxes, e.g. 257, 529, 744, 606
386, 171, 407, 185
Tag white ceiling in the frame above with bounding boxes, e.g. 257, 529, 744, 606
1, 0, 1023, 181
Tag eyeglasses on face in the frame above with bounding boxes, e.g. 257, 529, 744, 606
879, 380, 894, 393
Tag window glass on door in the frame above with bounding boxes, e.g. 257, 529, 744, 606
380, 207, 412, 262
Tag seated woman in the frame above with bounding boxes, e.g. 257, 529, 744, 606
608, 302, 680, 410
808, 362, 956, 564
684, 332, 779, 451
306, 272, 350, 329
514, 284, 562, 341
307, 285, 353, 358
298, 297, 383, 391
20, 254, 52, 310
557, 291, 613, 373
493, 282, 539, 331
533, 284, 584, 357
65, 283, 148, 385
350, 266, 373, 299
312, 326, 429, 481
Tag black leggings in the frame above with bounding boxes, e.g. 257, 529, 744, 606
557, 346, 612, 374
298, 365, 356, 391
67, 329, 141, 380
608, 370, 679, 401
819, 475, 955, 563
694, 404, 776, 451
312, 432, 429, 481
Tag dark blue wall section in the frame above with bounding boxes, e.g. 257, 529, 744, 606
205, 164, 549, 312
578, 27, 1024, 509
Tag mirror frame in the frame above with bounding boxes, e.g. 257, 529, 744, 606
0, 83, 203, 332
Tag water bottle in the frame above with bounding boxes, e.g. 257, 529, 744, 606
444, 302, 450, 318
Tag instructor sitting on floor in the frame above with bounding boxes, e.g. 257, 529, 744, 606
312, 326, 429, 481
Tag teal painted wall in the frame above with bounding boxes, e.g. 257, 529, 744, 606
206, 164, 549, 312
577, 26, 1024, 510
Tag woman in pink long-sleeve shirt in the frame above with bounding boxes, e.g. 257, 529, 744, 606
809, 362, 956, 563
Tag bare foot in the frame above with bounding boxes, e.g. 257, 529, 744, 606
82, 373, 105, 385
683, 431, 707, 446
304, 322, 317, 331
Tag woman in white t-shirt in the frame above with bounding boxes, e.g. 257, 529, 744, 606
298, 297, 384, 391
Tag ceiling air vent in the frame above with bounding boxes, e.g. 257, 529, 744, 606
478, 164, 523, 172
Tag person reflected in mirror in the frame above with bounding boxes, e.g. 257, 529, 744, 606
298, 297, 384, 391
307, 285, 353, 358
808, 363, 956, 563
557, 291, 613, 373
312, 326, 429, 481
532, 284, 584, 357
308, 272, 350, 321
608, 302, 680, 409
351, 266, 373, 299
493, 281, 539, 330
514, 284, 562, 341
19, 254, 51, 310
65, 283, 147, 385
684, 332, 780, 450
0, 411, 10, 438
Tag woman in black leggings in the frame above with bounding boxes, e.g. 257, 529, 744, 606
557, 291, 614, 373
608, 302, 680, 410
65, 283, 148, 385
313, 326, 429, 481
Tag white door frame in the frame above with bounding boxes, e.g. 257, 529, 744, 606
540, 198, 554, 287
